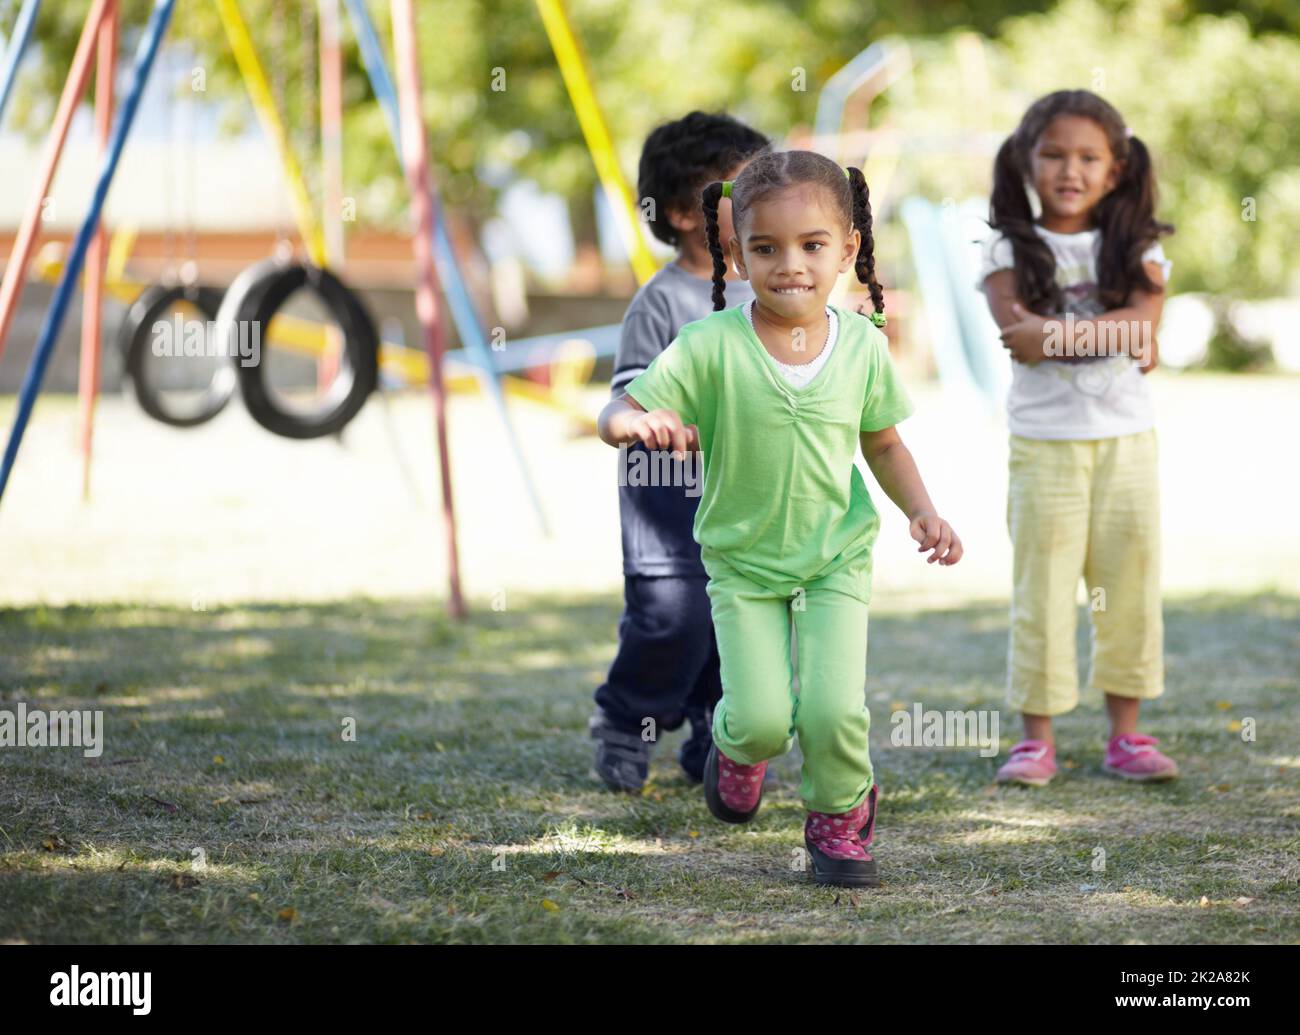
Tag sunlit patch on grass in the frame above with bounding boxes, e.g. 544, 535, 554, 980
958, 810, 1094, 832
7, 843, 261, 882
945, 824, 1064, 847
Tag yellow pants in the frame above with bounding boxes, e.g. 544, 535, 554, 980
1007, 429, 1164, 716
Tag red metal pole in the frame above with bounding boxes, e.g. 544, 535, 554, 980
0, 0, 116, 363
77, 0, 119, 501
390, 0, 465, 619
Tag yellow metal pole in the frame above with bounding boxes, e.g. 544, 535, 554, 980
213, 0, 326, 266
534, 0, 657, 285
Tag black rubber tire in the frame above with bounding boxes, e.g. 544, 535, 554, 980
119, 282, 233, 428
215, 259, 379, 440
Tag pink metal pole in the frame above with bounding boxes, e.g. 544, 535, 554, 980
319, 0, 344, 266
77, 0, 119, 501
317, 0, 344, 390
0, 0, 116, 363
390, 0, 465, 620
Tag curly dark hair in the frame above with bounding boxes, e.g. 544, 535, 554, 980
700, 150, 884, 317
989, 89, 1174, 314
637, 111, 771, 248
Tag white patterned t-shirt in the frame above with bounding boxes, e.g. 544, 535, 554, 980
978, 224, 1172, 440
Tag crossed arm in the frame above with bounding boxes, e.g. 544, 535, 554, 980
982, 261, 1167, 373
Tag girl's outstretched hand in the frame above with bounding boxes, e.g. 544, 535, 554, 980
628, 408, 699, 458
909, 512, 963, 565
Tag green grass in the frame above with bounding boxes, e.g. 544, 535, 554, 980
1, 591, 1297, 944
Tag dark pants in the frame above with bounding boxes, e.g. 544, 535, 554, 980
594, 575, 721, 737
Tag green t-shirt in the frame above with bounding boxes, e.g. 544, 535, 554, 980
625, 303, 914, 595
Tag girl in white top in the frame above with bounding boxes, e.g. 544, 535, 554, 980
980, 225, 1170, 438
979, 89, 1179, 786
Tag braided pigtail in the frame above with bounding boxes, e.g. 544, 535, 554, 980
701, 180, 728, 311
847, 167, 885, 323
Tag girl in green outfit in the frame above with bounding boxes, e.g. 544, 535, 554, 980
597, 150, 962, 887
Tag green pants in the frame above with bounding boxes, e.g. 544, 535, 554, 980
701, 546, 874, 814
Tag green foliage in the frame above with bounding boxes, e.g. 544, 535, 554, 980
3, 0, 1294, 301
897, 0, 1300, 300
2, 0, 1011, 225
995, 0, 1300, 299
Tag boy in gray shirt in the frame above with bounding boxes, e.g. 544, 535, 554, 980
590, 111, 769, 791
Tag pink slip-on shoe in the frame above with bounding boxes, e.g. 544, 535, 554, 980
805, 787, 880, 888
1103, 733, 1179, 781
995, 739, 1057, 786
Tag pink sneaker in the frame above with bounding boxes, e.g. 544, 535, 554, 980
996, 739, 1057, 786
1103, 733, 1179, 781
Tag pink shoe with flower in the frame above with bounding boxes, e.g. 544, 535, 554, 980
995, 739, 1057, 786
804, 784, 880, 888
703, 741, 767, 823
1103, 733, 1179, 781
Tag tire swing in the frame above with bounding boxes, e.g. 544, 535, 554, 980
118, 281, 235, 428
117, 15, 233, 430
214, 257, 378, 439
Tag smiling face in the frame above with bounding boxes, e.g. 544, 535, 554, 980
1029, 114, 1122, 232
728, 184, 860, 320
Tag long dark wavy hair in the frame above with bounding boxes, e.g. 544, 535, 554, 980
699, 150, 884, 318
989, 90, 1174, 314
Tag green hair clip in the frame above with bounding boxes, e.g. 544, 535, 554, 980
868, 311, 887, 328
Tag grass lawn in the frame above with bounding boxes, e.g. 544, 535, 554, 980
1, 590, 1296, 944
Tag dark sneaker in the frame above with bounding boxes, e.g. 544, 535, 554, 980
703, 741, 767, 823
588, 710, 653, 792
805, 787, 881, 888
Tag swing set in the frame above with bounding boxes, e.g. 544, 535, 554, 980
0, 0, 662, 618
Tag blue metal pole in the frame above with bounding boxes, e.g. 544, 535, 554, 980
0, 0, 41, 126
342, 0, 551, 535
0, 0, 176, 505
